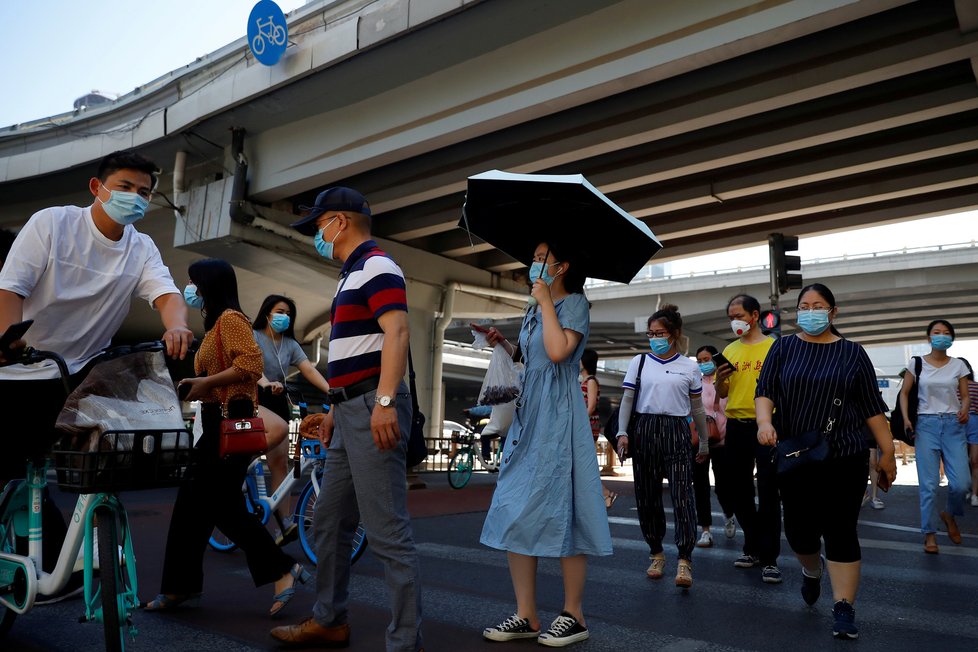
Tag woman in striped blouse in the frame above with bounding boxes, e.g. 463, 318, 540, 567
755, 283, 895, 642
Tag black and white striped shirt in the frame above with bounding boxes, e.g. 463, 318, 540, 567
755, 335, 888, 457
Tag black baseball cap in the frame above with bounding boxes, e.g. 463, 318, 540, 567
291, 187, 371, 236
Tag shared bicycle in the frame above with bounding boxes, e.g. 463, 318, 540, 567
447, 430, 502, 489
0, 342, 193, 651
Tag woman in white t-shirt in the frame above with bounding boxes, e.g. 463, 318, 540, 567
898, 319, 971, 554
615, 304, 710, 589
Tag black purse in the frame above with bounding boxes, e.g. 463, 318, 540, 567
406, 347, 428, 468
774, 397, 840, 475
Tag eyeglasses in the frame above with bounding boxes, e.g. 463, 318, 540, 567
645, 330, 670, 338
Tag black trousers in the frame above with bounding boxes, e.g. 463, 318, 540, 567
0, 369, 91, 574
692, 446, 735, 528
160, 403, 294, 594
723, 418, 781, 565
780, 450, 868, 563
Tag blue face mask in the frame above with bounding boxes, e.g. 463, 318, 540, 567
649, 337, 671, 356
99, 183, 149, 225
528, 260, 560, 286
698, 361, 716, 375
314, 217, 339, 259
184, 284, 203, 309
797, 309, 831, 336
270, 313, 290, 334
931, 334, 953, 351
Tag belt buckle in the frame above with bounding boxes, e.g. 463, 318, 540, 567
328, 387, 348, 404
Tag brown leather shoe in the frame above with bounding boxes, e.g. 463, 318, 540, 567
940, 511, 962, 544
270, 618, 350, 648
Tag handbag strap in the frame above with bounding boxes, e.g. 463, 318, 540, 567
407, 345, 420, 416
629, 353, 647, 421
777, 336, 843, 435
212, 314, 256, 418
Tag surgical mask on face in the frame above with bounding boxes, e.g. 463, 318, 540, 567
797, 309, 831, 336
98, 184, 149, 225
184, 284, 203, 309
528, 261, 561, 286
314, 217, 339, 259
270, 313, 290, 333
698, 361, 716, 375
649, 337, 671, 356
931, 334, 953, 351
730, 319, 751, 337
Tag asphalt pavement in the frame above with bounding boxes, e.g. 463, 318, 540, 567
5, 458, 978, 652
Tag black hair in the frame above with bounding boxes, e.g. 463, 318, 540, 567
97, 150, 159, 189
696, 345, 719, 357
542, 240, 587, 296
253, 294, 298, 340
648, 303, 682, 334
796, 282, 843, 337
961, 357, 974, 382
188, 258, 244, 332
925, 319, 956, 340
581, 349, 599, 376
727, 293, 761, 316
0, 229, 17, 267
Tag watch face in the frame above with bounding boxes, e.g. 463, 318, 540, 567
378, 395, 392, 407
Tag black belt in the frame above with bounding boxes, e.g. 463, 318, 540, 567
326, 376, 380, 405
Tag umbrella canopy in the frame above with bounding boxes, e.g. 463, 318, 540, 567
458, 170, 662, 284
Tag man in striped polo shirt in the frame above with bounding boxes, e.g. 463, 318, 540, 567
272, 187, 423, 651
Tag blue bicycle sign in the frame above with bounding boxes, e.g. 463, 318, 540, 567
247, 0, 288, 66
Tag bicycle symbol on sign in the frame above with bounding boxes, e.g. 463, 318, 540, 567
252, 15, 286, 56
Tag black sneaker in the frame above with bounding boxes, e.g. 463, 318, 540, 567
733, 554, 758, 568
538, 611, 589, 647
483, 614, 539, 641
761, 565, 783, 584
832, 599, 859, 640
801, 556, 824, 606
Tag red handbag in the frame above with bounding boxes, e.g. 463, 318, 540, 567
213, 318, 268, 459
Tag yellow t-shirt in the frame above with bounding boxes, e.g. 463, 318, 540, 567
722, 337, 775, 419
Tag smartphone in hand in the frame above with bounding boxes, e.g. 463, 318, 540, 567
0, 319, 33, 353
876, 471, 892, 493
711, 352, 733, 372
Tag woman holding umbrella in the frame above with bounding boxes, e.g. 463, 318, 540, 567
480, 241, 612, 648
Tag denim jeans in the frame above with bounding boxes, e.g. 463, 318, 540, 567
914, 413, 970, 534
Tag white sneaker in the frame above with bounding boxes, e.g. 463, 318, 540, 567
724, 517, 736, 539
695, 531, 713, 548
971, 494, 978, 507
870, 498, 885, 510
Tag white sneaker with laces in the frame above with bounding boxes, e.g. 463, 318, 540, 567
870, 497, 885, 510
695, 531, 713, 548
538, 612, 589, 647
724, 517, 736, 539
483, 614, 540, 641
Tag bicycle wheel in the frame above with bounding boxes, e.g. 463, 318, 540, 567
296, 478, 367, 566
96, 507, 128, 652
447, 447, 474, 489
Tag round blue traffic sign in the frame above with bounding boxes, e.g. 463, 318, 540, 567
247, 0, 288, 66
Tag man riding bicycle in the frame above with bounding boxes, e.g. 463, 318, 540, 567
0, 150, 194, 593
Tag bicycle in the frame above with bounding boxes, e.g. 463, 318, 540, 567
208, 409, 367, 566
447, 430, 502, 489
0, 343, 193, 651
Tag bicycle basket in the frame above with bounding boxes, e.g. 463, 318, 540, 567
54, 429, 193, 493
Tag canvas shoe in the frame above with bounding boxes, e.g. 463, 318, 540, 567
695, 531, 713, 548
801, 556, 824, 606
733, 554, 758, 568
832, 599, 859, 640
483, 614, 539, 641
724, 517, 736, 539
538, 612, 589, 647
761, 565, 783, 584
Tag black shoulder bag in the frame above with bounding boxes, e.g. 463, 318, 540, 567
889, 356, 921, 445
406, 347, 428, 468
603, 353, 647, 442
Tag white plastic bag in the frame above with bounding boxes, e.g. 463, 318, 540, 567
478, 344, 521, 406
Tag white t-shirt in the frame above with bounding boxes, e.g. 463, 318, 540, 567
622, 352, 702, 416
910, 356, 969, 415
0, 205, 179, 379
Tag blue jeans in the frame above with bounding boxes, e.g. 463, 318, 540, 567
312, 383, 423, 652
914, 413, 970, 534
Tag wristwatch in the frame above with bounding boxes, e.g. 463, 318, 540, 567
375, 394, 395, 408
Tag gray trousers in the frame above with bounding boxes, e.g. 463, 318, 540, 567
312, 383, 423, 652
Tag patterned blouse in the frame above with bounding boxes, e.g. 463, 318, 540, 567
194, 310, 263, 405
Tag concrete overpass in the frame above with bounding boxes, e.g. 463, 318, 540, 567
2, 0, 978, 432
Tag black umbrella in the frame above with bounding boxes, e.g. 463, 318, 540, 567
458, 170, 662, 283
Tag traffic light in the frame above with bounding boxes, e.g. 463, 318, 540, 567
759, 309, 781, 336
769, 233, 802, 295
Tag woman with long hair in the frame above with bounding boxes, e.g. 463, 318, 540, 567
755, 283, 895, 640
481, 241, 612, 648
898, 318, 970, 554
145, 259, 307, 618
253, 294, 330, 544
580, 348, 617, 508
615, 304, 710, 589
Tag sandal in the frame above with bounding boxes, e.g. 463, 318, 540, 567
269, 563, 311, 618
605, 491, 619, 510
923, 535, 939, 555
141, 592, 201, 611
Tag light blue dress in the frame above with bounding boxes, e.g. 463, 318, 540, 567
480, 293, 613, 557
